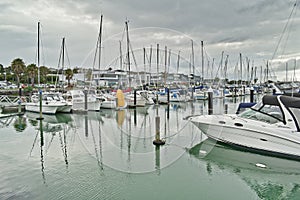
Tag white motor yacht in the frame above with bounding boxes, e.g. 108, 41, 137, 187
64, 90, 101, 112
25, 92, 68, 114
188, 95, 300, 159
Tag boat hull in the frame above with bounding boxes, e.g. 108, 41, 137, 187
25, 102, 59, 114
189, 115, 300, 159
100, 100, 116, 109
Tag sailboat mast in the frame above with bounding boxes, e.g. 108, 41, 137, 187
119, 41, 122, 70
191, 40, 195, 77
125, 20, 131, 88
286, 62, 288, 82
149, 45, 152, 85
62, 37, 65, 71
143, 47, 146, 84
168, 49, 171, 74
239, 53, 242, 83
177, 51, 180, 75
157, 44, 159, 87
37, 22, 40, 86
164, 46, 167, 85
98, 14, 103, 70
224, 55, 229, 81
62, 37, 65, 91
266, 61, 269, 82
201, 41, 204, 83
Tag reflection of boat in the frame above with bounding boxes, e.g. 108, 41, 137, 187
26, 112, 73, 124
189, 139, 300, 199
189, 95, 300, 159
116, 110, 125, 127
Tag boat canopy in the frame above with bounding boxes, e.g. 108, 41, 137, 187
262, 95, 300, 109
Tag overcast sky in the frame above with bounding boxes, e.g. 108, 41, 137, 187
1, 0, 299, 81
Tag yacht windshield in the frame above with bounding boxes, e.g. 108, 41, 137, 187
239, 104, 283, 124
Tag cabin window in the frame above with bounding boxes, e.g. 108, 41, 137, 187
239, 107, 282, 124
288, 107, 300, 129
259, 105, 283, 121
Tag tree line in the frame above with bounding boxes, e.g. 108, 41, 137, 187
0, 58, 79, 88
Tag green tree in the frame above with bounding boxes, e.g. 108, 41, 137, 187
73, 67, 79, 74
26, 63, 38, 86
11, 58, 26, 87
65, 68, 73, 87
0, 64, 4, 73
39, 66, 49, 84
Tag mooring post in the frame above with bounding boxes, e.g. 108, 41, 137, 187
224, 104, 228, 114
234, 87, 237, 97
191, 85, 194, 100
134, 89, 137, 106
250, 87, 254, 103
36, 89, 44, 120
153, 107, 165, 146
18, 85, 22, 115
167, 87, 170, 104
208, 89, 213, 115
84, 89, 88, 111
155, 116, 160, 141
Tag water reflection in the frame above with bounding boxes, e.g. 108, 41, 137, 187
72, 104, 199, 173
189, 139, 300, 199
39, 119, 46, 184
26, 112, 74, 184
13, 115, 27, 132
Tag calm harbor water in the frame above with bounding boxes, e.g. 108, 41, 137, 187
1, 95, 300, 200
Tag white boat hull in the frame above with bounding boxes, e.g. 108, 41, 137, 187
72, 101, 101, 111
101, 100, 116, 109
25, 102, 59, 114
190, 115, 300, 158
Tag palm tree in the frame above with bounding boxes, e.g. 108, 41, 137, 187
11, 58, 26, 87
65, 68, 73, 87
26, 63, 38, 86
39, 66, 49, 84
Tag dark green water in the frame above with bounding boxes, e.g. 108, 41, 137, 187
1, 96, 300, 200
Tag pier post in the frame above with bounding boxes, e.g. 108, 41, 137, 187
234, 87, 237, 97
191, 85, 194, 100
250, 88, 254, 103
84, 89, 88, 111
153, 107, 165, 146
134, 109, 137, 126
224, 104, 228, 114
36, 89, 44, 120
208, 90, 213, 115
18, 86, 22, 115
134, 89, 137, 106
167, 87, 170, 104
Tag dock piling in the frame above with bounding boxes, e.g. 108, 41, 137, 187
208, 90, 213, 115
153, 107, 165, 146
224, 104, 228, 114
36, 89, 44, 120
250, 88, 254, 103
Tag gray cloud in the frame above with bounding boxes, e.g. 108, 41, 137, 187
0, 0, 299, 81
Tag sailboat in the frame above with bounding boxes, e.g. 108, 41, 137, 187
123, 20, 146, 107
25, 22, 69, 114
